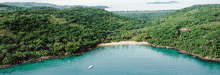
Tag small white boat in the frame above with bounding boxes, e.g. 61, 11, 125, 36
88, 65, 93, 69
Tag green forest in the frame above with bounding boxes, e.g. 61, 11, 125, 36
1, 2, 109, 9
0, 4, 25, 12
112, 10, 175, 20
0, 4, 219, 65
117, 4, 220, 58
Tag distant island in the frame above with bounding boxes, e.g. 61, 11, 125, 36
0, 2, 109, 9
147, 1, 179, 4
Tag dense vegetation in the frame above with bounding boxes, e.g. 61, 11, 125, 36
116, 4, 220, 58
1, 2, 109, 9
0, 4, 219, 65
112, 10, 175, 20
0, 4, 25, 12
0, 5, 145, 65
145, 4, 220, 58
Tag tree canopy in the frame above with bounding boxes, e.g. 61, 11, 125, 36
0, 4, 219, 65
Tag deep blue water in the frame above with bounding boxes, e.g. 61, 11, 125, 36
1, 45, 220, 75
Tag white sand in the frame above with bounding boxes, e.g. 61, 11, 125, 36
97, 41, 149, 47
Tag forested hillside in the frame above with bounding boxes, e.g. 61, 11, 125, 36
112, 10, 175, 20
0, 4, 220, 66
125, 4, 220, 58
0, 4, 24, 12
1, 2, 109, 9
0, 6, 144, 65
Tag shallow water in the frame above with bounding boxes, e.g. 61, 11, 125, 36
1, 45, 220, 75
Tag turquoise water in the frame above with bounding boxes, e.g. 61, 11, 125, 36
1, 45, 220, 75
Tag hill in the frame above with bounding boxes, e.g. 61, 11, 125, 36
147, 1, 179, 4
0, 4, 24, 12
1, 2, 109, 9
0, 4, 220, 68
0, 5, 144, 65
123, 4, 220, 58
112, 10, 176, 20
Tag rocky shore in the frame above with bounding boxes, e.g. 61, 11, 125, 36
98, 41, 220, 61
1, 41, 219, 69
149, 44, 220, 61
0, 45, 96, 69
0, 54, 82, 69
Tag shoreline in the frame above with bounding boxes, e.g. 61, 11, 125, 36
0, 45, 97, 69
97, 41, 149, 47
0, 53, 83, 69
149, 44, 220, 61
98, 41, 220, 61
1, 41, 220, 69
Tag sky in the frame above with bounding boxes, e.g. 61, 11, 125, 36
1, 0, 220, 6
1, 0, 220, 11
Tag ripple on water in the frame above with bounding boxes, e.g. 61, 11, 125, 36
1, 45, 220, 75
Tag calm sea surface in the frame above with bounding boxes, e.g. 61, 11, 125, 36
1, 45, 220, 75
105, 3, 194, 11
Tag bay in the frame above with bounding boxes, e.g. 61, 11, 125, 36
1, 45, 220, 75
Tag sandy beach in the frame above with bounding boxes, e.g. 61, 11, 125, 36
97, 41, 149, 47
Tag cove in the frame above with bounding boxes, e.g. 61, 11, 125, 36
1, 45, 220, 75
